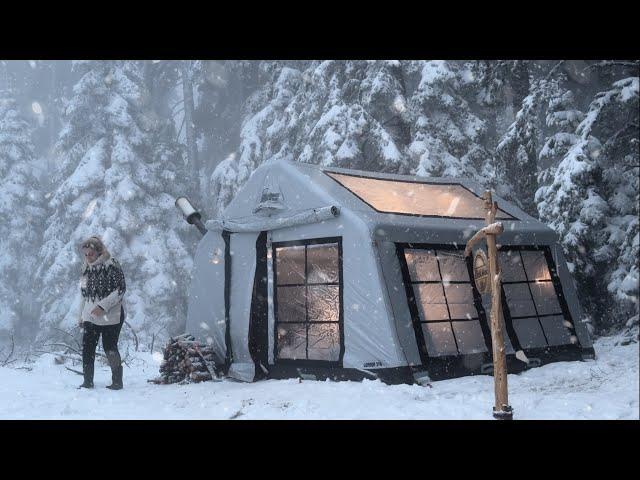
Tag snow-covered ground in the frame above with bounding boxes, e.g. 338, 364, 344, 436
1, 333, 637, 420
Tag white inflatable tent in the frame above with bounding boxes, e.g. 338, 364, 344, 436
185, 161, 595, 384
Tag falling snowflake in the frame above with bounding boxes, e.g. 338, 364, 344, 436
445, 197, 461, 216
393, 95, 407, 114
210, 247, 223, 264
31, 101, 42, 115
82, 199, 98, 220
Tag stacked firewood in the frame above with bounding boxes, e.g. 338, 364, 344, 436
149, 334, 221, 384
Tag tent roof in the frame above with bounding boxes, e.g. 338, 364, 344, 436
218, 160, 557, 243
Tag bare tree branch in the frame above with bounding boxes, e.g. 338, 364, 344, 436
176, 115, 186, 142
52, 327, 82, 350
65, 366, 84, 375
43, 343, 81, 355
604, 122, 640, 149
545, 60, 566, 80
1, 335, 15, 367
582, 60, 640, 72
124, 320, 139, 352
149, 325, 168, 352
33, 350, 84, 361
171, 106, 185, 120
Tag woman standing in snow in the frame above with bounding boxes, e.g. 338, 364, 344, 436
77, 236, 127, 390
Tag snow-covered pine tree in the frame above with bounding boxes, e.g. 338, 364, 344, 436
0, 86, 47, 344
537, 66, 639, 331
38, 60, 193, 346
536, 122, 606, 331
469, 60, 543, 201
406, 60, 494, 187
207, 61, 301, 216
209, 60, 509, 217
539, 85, 585, 169
536, 78, 586, 200
209, 60, 415, 215
289, 60, 411, 173
582, 72, 639, 329
494, 63, 547, 216
193, 60, 266, 181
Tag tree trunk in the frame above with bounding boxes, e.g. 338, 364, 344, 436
181, 61, 200, 201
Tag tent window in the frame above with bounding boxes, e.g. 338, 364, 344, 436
326, 171, 516, 220
404, 248, 488, 356
307, 244, 339, 283
274, 238, 342, 364
422, 323, 458, 356
451, 321, 488, 354
512, 317, 547, 349
499, 249, 574, 349
275, 245, 305, 285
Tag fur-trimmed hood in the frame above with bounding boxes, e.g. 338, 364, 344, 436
80, 236, 112, 270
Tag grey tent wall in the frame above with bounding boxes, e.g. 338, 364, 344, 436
186, 229, 227, 364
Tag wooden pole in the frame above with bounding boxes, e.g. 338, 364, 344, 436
482, 191, 513, 420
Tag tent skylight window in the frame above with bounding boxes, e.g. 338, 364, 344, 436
326, 171, 516, 220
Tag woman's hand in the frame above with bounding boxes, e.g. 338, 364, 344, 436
91, 306, 106, 317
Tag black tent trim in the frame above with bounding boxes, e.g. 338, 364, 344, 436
266, 363, 415, 384
223, 229, 232, 372
249, 231, 269, 379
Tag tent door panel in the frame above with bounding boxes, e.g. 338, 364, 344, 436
227, 232, 259, 382
249, 231, 269, 378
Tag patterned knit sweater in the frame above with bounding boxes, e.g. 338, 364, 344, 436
79, 251, 127, 326
81, 258, 126, 303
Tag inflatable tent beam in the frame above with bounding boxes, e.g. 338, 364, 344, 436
206, 205, 340, 233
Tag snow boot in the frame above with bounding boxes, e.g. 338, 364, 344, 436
105, 349, 123, 390
107, 365, 123, 390
79, 362, 94, 388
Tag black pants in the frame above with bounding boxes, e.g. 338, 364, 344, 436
82, 306, 124, 384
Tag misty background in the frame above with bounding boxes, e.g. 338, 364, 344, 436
0, 60, 637, 353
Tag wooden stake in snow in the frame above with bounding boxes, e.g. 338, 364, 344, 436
464, 190, 513, 420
